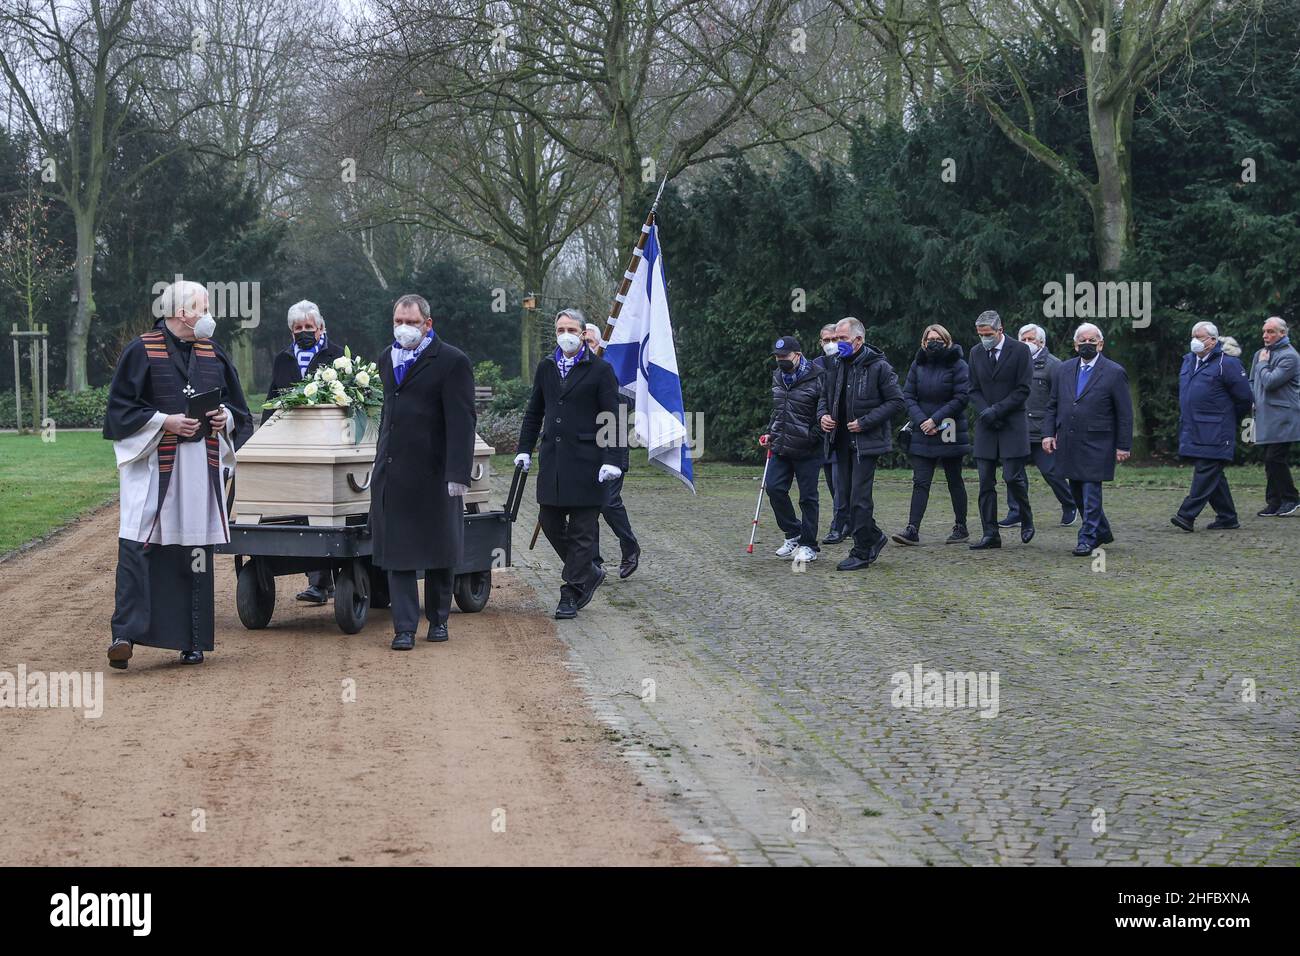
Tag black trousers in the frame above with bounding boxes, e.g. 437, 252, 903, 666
1261, 442, 1298, 507
826, 460, 849, 532
833, 442, 883, 559
977, 456, 1031, 536
539, 505, 601, 602
596, 474, 639, 564
767, 453, 821, 547
1006, 443, 1074, 518
388, 567, 453, 634
306, 568, 333, 590
111, 539, 214, 652
908, 455, 967, 529
1178, 458, 1237, 523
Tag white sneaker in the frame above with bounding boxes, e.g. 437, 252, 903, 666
775, 537, 800, 558
792, 545, 818, 563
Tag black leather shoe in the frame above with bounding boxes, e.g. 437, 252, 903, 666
836, 554, 872, 571
1206, 518, 1240, 530
822, 528, 846, 545
969, 535, 1002, 550
866, 533, 888, 563
426, 622, 449, 643
1020, 525, 1035, 544
391, 632, 415, 650
997, 516, 1020, 527
107, 638, 132, 670
296, 585, 330, 604
1170, 515, 1194, 533
619, 550, 640, 579
577, 564, 607, 609
1072, 542, 1095, 556
555, 597, 577, 619
891, 525, 920, 546
179, 649, 204, 664
1061, 508, 1078, 526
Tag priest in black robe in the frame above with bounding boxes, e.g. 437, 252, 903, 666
103, 279, 253, 668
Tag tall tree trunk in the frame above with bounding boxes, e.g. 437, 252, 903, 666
230, 332, 256, 395
521, 253, 547, 375
882, 0, 906, 124
1087, 91, 1148, 456
66, 210, 96, 392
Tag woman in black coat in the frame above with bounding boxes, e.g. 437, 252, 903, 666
893, 325, 971, 545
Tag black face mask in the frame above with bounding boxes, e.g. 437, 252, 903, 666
1077, 343, 1099, 360
925, 340, 944, 353
776, 359, 795, 372
294, 331, 318, 349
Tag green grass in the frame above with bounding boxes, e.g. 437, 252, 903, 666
0, 432, 118, 554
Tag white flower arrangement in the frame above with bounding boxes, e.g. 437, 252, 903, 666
262, 346, 382, 443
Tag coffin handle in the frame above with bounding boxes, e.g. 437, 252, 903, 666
470, 462, 486, 482
347, 470, 372, 493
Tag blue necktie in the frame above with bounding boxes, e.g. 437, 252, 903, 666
1076, 363, 1092, 398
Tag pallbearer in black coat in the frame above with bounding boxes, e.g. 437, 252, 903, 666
968, 309, 1035, 548
583, 321, 641, 580
515, 309, 621, 619
369, 294, 477, 650
1042, 323, 1133, 555
262, 299, 345, 604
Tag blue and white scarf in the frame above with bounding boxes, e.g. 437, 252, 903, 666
782, 355, 810, 388
294, 331, 327, 377
391, 329, 436, 386
555, 344, 586, 379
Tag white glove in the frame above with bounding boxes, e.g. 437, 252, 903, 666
597, 465, 622, 483
447, 482, 468, 497
514, 452, 531, 472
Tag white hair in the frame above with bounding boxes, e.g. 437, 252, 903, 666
286, 299, 324, 331
584, 322, 601, 334
158, 280, 207, 319
557, 307, 586, 327
1018, 323, 1046, 347
837, 316, 866, 339
820, 323, 837, 336
1265, 315, 1288, 333
1073, 322, 1104, 342
1192, 321, 1219, 338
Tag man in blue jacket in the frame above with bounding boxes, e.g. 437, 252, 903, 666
1171, 321, 1254, 532
1042, 323, 1133, 555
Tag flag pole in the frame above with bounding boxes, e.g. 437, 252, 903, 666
594, 177, 667, 356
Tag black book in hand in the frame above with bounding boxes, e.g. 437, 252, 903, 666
185, 387, 224, 440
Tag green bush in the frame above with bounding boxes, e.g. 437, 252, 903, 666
0, 386, 111, 430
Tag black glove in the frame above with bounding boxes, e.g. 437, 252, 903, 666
977, 407, 1000, 428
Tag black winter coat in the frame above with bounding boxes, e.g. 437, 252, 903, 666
902, 344, 971, 458
261, 341, 345, 424
816, 344, 906, 458
369, 337, 477, 571
969, 336, 1032, 459
767, 361, 824, 459
1025, 347, 1063, 442
517, 350, 620, 507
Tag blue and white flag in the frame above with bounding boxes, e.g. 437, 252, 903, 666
604, 221, 695, 492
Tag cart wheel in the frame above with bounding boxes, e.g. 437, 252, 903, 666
236, 561, 275, 629
334, 567, 369, 634
453, 570, 492, 613
368, 565, 390, 609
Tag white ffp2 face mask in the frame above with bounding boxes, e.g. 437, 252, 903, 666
556, 332, 581, 354
1190, 338, 1207, 354
394, 324, 424, 349
190, 312, 216, 339
822, 341, 838, 357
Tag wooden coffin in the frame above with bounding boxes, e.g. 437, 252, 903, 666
234, 406, 495, 525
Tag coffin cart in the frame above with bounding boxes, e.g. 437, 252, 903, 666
216, 405, 526, 633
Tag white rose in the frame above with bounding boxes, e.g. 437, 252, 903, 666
320, 367, 338, 383
333, 356, 353, 373
304, 381, 318, 398
354, 370, 370, 387
335, 391, 352, 406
